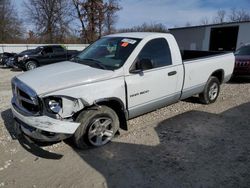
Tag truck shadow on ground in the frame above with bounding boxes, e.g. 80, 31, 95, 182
10, 67, 22, 72
2, 103, 250, 187
1, 109, 63, 160
0, 66, 10, 69
182, 96, 201, 104
71, 102, 250, 188
229, 76, 250, 84
0, 66, 22, 71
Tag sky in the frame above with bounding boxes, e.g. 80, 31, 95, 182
116, 0, 250, 28
14, 0, 250, 29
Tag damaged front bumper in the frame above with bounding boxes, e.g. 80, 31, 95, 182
11, 104, 81, 142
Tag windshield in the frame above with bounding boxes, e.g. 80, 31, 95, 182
235, 46, 250, 56
19, 49, 35, 55
72, 37, 141, 70
34, 47, 43, 53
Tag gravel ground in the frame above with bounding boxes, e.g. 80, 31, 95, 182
0, 67, 250, 188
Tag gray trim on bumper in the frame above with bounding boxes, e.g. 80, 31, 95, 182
16, 119, 71, 142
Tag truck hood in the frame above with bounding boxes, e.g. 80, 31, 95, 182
18, 49, 36, 56
16, 61, 115, 95
235, 55, 250, 61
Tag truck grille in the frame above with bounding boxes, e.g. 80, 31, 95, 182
12, 78, 40, 115
235, 60, 250, 68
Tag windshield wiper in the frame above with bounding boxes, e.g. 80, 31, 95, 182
81, 58, 108, 70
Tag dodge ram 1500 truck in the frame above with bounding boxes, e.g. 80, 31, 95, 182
11, 32, 235, 148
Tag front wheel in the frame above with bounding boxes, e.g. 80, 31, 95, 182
73, 105, 119, 149
199, 76, 220, 104
25, 61, 38, 71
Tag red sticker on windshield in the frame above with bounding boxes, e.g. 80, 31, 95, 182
121, 42, 129, 47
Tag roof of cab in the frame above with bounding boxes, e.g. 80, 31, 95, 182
106, 32, 170, 39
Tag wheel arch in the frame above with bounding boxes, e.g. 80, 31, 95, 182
210, 69, 225, 84
94, 98, 128, 131
25, 58, 40, 66
74, 98, 128, 131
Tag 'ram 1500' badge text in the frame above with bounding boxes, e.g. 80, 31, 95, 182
130, 90, 149, 98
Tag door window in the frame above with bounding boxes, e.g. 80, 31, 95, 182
137, 38, 172, 69
53, 46, 65, 53
43, 47, 53, 54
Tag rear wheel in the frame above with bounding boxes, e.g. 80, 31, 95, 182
73, 105, 119, 149
25, 61, 37, 71
199, 76, 220, 104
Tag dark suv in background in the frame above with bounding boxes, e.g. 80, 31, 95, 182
15, 45, 80, 71
233, 44, 250, 77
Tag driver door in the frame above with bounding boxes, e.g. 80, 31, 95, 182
40, 46, 54, 65
125, 38, 181, 118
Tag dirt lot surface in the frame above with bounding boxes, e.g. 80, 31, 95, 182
0, 67, 250, 188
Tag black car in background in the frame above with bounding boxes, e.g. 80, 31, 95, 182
15, 45, 80, 71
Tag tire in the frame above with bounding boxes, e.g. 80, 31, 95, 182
25, 61, 37, 71
73, 105, 119, 149
199, 76, 220, 104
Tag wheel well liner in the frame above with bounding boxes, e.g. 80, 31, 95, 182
210, 69, 224, 84
95, 98, 128, 131
25, 59, 39, 66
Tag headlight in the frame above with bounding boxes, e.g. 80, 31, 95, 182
45, 98, 62, 114
48, 100, 61, 113
44, 96, 84, 118
18, 56, 24, 61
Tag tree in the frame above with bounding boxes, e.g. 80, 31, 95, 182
72, 0, 87, 43
72, 0, 104, 42
0, 0, 23, 43
71, 0, 121, 43
213, 9, 226, 24
24, 0, 72, 43
200, 17, 209, 25
104, 0, 121, 34
228, 8, 250, 22
83, 0, 105, 42
26, 30, 39, 44
118, 23, 168, 33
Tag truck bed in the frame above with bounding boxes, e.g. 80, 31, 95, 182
181, 50, 228, 61
180, 50, 235, 100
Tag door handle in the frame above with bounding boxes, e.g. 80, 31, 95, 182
168, 71, 177, 76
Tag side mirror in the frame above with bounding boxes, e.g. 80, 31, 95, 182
130, 58, 153, 74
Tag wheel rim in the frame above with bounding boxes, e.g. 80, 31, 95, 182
208, 83, 219, 100
88, 117, 113, 146
27, 63, 36, 70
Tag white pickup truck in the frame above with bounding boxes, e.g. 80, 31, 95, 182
11, 32, 234, 148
